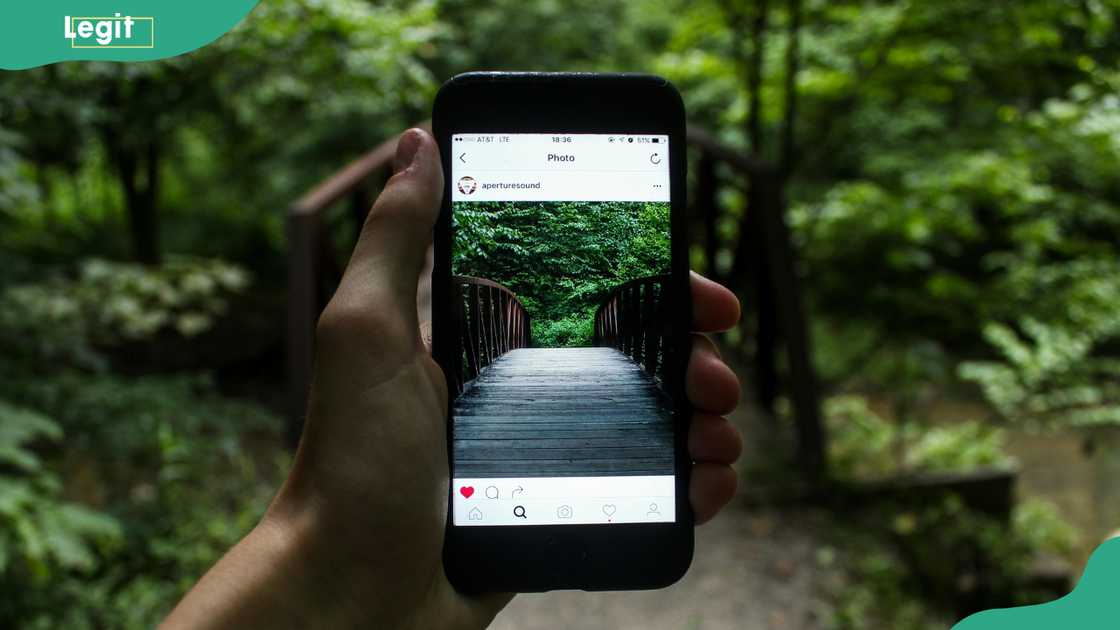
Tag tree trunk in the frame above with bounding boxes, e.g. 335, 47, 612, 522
760, 178, 827, 483
696, 153, 720, 282
748, 177, 779, 414
118, 137, 161, 265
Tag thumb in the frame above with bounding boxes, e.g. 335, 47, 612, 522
326, 128, 443, 351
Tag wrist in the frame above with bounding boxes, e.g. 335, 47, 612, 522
260, 479, 393, 628
266, 467, 491, 630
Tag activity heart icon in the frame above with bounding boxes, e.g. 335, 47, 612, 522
602, 504, 617, 517
459, 486, 475, 498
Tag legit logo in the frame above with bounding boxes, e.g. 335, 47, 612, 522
64, 14, 155, 48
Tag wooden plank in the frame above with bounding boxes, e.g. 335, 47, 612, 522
456, 427, 671, 440
456, 436, 672, 448
456, 459, 674, 477
452, 347, 675, 477
455, 446, 672, 461
455, 420, 671, 430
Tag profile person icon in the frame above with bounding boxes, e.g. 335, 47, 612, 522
646, 503, 661, 517
457, 176, 477, 195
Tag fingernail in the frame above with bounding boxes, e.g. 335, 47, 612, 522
393, 128, 424, 174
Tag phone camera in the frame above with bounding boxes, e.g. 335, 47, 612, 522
627, 137, 634, 143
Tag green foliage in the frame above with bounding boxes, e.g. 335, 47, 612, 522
453, 201, 669, 347
0, 401, 122, 583
819, 536, 949, 630
959, 255, 1120, 428
0, 0, 1116, 624
0, 0, 443, 264
960, 318, 1120, 428
0, 125, 37, 214
826, 395, 1013, 481
533, 312, 596, 348
0, 369, 284, 628
1012, 498, 1080, 561
0, 253, 282, 627
0, 256, 251, 378
821, 494, 1080, 629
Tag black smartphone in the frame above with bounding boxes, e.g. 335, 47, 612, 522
432, 72, 692, 592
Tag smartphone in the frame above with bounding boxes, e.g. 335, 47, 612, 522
432, 72, 692, 592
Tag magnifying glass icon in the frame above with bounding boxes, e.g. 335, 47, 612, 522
513, 505, 527, 519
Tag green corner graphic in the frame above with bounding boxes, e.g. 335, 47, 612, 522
954, 538, 1120, 629
1, 1, 260, 70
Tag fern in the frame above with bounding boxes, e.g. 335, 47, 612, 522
0, 400, 121, 577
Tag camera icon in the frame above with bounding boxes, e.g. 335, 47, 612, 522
556, 505, 573, 519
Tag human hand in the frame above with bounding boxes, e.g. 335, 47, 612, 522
163, 128, 742, 630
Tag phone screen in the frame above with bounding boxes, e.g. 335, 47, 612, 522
448, 133, 676, 526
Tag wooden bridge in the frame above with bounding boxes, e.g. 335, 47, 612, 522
450, 275, 672, 477
285, 123, 828, 481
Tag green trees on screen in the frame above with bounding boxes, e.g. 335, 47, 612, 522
453, 201, 670, 347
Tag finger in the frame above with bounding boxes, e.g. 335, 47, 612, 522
335, 128, 443, 324
418, 241, 434, 353
690, 463, 738, 525
686, 335, 740, 414
688, 413, 743, 464
691, 271, 740, 333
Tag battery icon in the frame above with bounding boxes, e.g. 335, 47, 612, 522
651, 138, 660, 143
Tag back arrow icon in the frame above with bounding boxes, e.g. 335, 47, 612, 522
459, 153, 467, 163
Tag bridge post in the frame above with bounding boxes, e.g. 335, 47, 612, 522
622, 286, 633, 357
612, 296, 621, 352
482, 287, 495, 367
630, 284, 643, 364
467, 284, 482, 377
487, 286, 497, 367
504, 291, 512, 353
633, 282, 646, 366
286, 209, 319, 448
642, 280, 659, 376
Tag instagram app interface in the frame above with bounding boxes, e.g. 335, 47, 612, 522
450, 134, 675, 526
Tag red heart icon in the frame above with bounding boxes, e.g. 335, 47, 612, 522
459, 486, 475, 498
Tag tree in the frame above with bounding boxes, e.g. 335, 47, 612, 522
0, 0, 442, 264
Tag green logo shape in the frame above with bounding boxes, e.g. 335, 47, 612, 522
1, 1, 260, 70
954, 538, 1120, 629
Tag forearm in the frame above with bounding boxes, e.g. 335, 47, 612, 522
161, 476, 494, 630
162, 130, 511, 630
161, 501, 367, 629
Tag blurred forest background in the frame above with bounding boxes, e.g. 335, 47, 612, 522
453, 201, 671, 347
1, 0, 1118, 627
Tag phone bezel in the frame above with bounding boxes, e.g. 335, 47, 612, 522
432, 72, 693, 592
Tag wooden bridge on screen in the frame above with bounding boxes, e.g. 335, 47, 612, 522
449, 275, 674, 477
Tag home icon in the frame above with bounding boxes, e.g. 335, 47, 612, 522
468, 507, 483, 521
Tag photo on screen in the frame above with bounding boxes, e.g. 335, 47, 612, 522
449, 199, 674, 479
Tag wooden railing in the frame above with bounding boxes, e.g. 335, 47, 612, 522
286, 121, 824, 481
594, 275, 670, 387
452, 275, 531, 395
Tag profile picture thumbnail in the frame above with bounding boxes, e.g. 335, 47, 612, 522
457, 176, 477, 195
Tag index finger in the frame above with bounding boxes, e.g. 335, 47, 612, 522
691, 271, 740, 333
